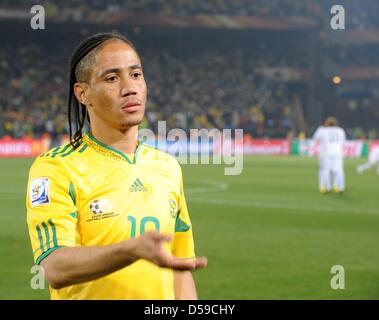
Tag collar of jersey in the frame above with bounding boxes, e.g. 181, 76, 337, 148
84, 131, 142, 164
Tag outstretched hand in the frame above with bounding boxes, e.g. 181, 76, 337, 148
131, 231, 207, 271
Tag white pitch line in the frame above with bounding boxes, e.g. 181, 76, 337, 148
186, 180, 228, 194
189, 197, 379, 215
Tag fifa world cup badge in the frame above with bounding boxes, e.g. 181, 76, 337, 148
30, 178, 50, 207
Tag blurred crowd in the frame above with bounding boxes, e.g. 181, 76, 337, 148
2, 0, 379, 29
1, 32, 378, 140
0, 44, 68, 142
3, 0, 379, 29
344, 0, 379, 30
142, 35, 309, 139
2, 0, 319, 18
326, 45, 379, 67
1, 0, 379, 141
0, 34, 309, 140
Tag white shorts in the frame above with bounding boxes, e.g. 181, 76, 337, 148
319, 155, 343, 173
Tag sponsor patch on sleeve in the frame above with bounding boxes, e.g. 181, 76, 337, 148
30, 178, 50, 207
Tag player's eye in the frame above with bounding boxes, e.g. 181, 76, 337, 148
131, 72, 142, 79
106, 76, 118, 82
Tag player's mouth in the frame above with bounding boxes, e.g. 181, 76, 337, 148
121, 101, 141, 113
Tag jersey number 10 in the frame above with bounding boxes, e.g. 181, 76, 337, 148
127, 215, 160, 238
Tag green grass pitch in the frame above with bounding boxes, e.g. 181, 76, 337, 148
0, 156, 378, 299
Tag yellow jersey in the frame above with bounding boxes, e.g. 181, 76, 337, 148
26, 132, 195, 300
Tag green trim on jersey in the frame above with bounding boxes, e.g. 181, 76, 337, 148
78, 143, 88, 153
69, 182, 76, 205
60, 146, 76, 157
35, 246, 64, 265
51, 143, 71, 158
48, 219, 58, 248
87, 131, 134, 164
85, 131, 143, 164
35, 220, 58, 256
40, 140, 87, 159
60, 140, 84, 157
41, 222, 51, 250
70, 212, 78, 219
33, 237, 73, 254
133, 141, 143, 164
175, 216, 191, 232
36, 225, 44, 253
61, 140, 83, 157
51, 146, 61, 153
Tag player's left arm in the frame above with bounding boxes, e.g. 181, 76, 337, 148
174, 270, 198, 300
312, 126, 321, 141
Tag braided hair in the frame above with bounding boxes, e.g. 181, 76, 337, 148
68, 32, 136, 148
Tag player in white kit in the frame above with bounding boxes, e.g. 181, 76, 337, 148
312, 117, 346, 193
356, 147, 379, 174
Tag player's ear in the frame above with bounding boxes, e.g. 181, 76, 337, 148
73, 82, 91, 107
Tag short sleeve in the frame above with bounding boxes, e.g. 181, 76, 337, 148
26, 156, 78, 264
171, 167, 195, 259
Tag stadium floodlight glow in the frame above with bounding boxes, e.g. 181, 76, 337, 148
332, 76, 342, 85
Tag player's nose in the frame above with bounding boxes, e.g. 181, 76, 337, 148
120, 78, 137, 97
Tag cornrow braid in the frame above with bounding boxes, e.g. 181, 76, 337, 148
68, 31, 136, 149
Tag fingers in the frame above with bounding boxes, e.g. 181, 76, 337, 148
143, 231, 173, 242
138, 232, 208, 271
195, 256, 208, 269
167, 256, 208, 271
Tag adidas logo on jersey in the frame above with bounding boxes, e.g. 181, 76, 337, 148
129, 178, 148, 192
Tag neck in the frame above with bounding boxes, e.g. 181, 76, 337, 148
90, 125, 139, 154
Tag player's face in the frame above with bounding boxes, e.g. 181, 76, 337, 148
85, 40, 147, 130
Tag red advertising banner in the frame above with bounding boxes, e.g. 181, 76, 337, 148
243, 139, 290, 155
369, 140, 379, 152
0, 138, 48, 157
299, 139, 364, 157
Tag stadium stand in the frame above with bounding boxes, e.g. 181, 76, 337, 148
0, 0, 378, 140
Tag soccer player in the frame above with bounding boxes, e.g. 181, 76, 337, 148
356, 147, 379, 174
26, 32, 207, 300
312, 117, 346, 193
